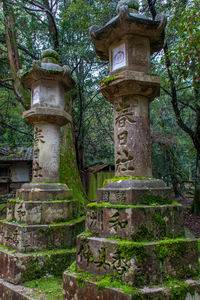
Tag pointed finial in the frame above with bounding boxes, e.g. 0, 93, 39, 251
117, 0, 139, 13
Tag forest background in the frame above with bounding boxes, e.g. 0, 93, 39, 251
0, 0, 199, 213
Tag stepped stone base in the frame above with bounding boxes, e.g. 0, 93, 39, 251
16, 183, 73, 201
76, 234, 199, 286
7, 199, 79, 224
0, 245, 76, 284
0, 278, 34, 300
63, 272, 200, 300
0, 217, 85, 252
98, 179, 172, 205
86, 203, 184, 240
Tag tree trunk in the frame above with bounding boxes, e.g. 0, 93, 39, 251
3, 0, 30, 110
192, 152, 200, 215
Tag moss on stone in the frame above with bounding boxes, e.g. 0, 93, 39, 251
103, 176, 157, 186
152, 214, 166, 234
132, 224, 154, 242
23, 248, 76, 282
0, 244, 16, 253
100, 74, 119, 85
41, 49, 59, 61
23, 276, 63, 299
87, 201, 179, 210
154, 239, 190, 264
60, 119, 86, 209
165, 278, 195, 300
142, 195, 173, 206
42, 57, 58, 64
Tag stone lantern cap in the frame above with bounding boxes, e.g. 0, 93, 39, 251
90, 4, 166, 60
20, 49, 75, 91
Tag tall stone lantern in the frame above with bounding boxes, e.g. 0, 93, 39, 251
63, 2, 200, 299
91, 1, 165, 178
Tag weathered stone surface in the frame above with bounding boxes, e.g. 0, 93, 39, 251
86, 204, 184, 240
97, 182, 172, 205
23, 106, 72, 126
114, 95, 152, 177
90, 5, 166, 59
0, 246, 76, 284
100, 71, 160, 103
7, 199, 79, 224
0, 217, 85, 252
16, 183, 73, 201
0, 278, 34, 300
21, 50, 75, 183
76, 235, 199, 286
63, 272, 200, 300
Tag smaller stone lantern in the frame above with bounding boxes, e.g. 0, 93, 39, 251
0, 49, 85, 288
22, 49, 74, 183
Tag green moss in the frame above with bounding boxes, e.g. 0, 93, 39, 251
23, 249, 76, 282
60, 119, 86, 209
42, 57, 58, 64
50, 215, 85, 226
24, 277, 63, 299
116, 240, 148, 263
0, 244, 16, 253
152, 214, 166, 234
76, 269, 93, 287
41, 49, 59, 61
100, 74, 119, 85
132, 224, 153, 242
0, 204, 6, 214
165, 278, 195, 300
87, 201, 179, 210
103, 176, 157, 186
154, 239, 190, 263
141, 195, 173, 206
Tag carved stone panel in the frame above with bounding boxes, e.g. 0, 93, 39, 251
114, 95, 152, 177
32, 123, 60, 182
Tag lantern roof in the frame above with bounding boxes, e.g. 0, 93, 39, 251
90, 5, 166, 60
19, 49, 75, 90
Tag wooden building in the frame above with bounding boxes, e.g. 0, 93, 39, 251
0, 147, 32, 195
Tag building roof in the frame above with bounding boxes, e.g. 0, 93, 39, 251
0, 147, 33, 162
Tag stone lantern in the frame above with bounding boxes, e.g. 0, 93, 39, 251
90, 2, 165, 178
63, 2, 200, 299
0, 50, 85, 289
22, 49, 74, 183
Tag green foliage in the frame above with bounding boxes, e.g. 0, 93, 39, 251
24, 277, 63, 299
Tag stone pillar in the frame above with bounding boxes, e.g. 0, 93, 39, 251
0, 49, 85, 289
114, 94, 152, 177
32, 123, 60, 182
63, 2, 200, 299
22, 49, 73, 183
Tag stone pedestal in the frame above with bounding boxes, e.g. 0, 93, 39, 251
63, 3, 200, 299
0, 49, 85, 288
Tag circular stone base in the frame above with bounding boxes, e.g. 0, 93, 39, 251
16, 183, 73, 201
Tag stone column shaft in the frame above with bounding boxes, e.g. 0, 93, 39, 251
114, 94, 152, 177
33, 123, 60, 182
